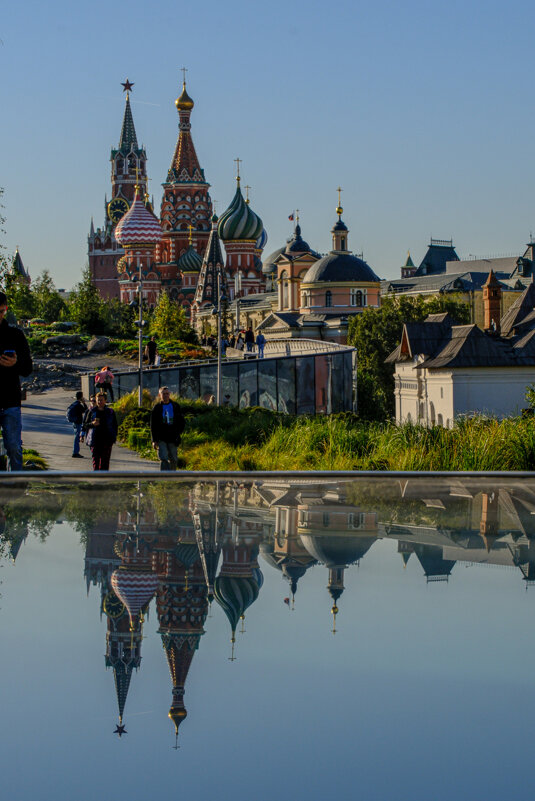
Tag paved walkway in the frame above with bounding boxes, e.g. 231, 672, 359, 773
21, 388, 158, 472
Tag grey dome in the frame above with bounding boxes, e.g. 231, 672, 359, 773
262, 246, 285, 275
300, 534, 377, 566
302, 252, 379, 284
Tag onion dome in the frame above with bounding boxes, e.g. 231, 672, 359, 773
300, 534, 376, 567
218, 182, 263, 242
302, 253, 379, 284
256, 227, 268, 251
214, 575, 260, 636
176, 82, 194, 111
169, 706, 187, 735
285, 224, 321, 257
111, 569, 158, 629
115, 190, 162, 246
332, 218, 348, 233
176, 542, 201, 569
178, 245, 202, 273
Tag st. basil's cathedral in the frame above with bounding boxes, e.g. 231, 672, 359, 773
87, 77, 267, 318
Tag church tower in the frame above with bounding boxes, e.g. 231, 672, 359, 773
88, 80, 148, 299
156, 73, 213, 273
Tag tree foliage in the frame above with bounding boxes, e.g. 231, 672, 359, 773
32, 269, 66, 322
347, 294, 471, 421
67, 266, 110, 334
150, 291, 197, 343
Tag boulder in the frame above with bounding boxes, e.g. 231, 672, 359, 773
87, 335, 110, 353
43, 335, 82, 346
50, 321, 77, 332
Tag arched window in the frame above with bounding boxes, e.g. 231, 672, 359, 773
116, 158, 124, 174
128, 155, 136, 171
325, 290, 332, 307
356, 290, 363, 306
281, 270, 289, 308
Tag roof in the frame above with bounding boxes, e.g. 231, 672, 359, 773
385, 316, 454, 363
446, 256, 520, 275
382, 270, 512, 296
283, 224, 320, 258
114, 193, 162, 245
302, 252, 380, 284
420, 325, 516, 368
119, 95, 138, 152
415, 239, 459, 277
500, 281, 535, 336
262, 246, 285, 274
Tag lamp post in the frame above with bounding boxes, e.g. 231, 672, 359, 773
234, 271, 242, 332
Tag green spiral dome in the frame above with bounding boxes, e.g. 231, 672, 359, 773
178, 245, 202, 273
214, 575, 260, 633
217, 184, 263, 242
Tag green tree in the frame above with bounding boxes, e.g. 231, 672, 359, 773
150, 291, 197, 343
32, 269, 66, 322
348, 294, 470, 421
107, 298, 136, 338
67, 266, 110, 334
5, 277, 36, 321
0, 187, 8, 287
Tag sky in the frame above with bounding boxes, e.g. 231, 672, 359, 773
2, 0, 535, 289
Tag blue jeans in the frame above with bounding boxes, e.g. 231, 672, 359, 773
73, 422, 82, 455
0, 406, 23, 471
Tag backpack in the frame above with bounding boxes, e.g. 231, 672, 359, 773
66, 401, 79, 424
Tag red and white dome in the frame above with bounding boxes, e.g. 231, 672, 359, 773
111, 568, 159, 627
115, 194, 162, 246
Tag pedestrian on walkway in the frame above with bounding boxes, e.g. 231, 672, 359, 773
67, 391, 87, 459
95, 365, 114, 401
0, 291, 33, 471
85, 392, 118, 471
256, 332, 266, 359
150, 386, 186, 471
245, 326, 255, 352
145, 336, 158, 367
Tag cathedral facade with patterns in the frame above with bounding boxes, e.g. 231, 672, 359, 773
88, 79, 267, 311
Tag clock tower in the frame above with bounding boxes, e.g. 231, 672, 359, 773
88, 80, 149, 299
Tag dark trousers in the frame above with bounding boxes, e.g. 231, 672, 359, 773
91, 444, 113, 471
95, 381, 114, 401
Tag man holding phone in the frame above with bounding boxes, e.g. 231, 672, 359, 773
0, 291, 33, 471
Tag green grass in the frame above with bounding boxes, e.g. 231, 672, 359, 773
114, 394, 535, 471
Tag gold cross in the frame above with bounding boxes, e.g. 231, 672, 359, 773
337, 186, 343, 206
188, 224, 194, 245
234, 157, 242, 181
181, 66, 188, 84
244, 184, 251, 204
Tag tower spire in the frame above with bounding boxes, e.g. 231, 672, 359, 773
119, 83, 138, 152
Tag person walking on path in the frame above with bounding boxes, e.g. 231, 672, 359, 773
245, 327, 255, 353
150, 386, 186, 471
94, 365, 114, 401
0, 291, 33, 471
255, 332, 266, 359
145, 336, 158, 367
85, 392, 118, 471
67, 390, 87, 459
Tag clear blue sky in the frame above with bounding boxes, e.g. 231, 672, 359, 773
2, 0, 535, 289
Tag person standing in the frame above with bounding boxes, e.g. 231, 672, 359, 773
85, 392, 118, 471
94, 365, 115, 401
256, 332, 266, 359
0, 291, 33, 471
145, 336, 158, 367
67, 390, 87, 459
150, 386, 186, 471
245, 326, 255, 352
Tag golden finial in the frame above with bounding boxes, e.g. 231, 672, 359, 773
234, 157, 242, 184
331, 604, 338, 635
176, 68, 194, 111
188, 224, 194, 246
244, 185, 251, 204
336, 187, 343, 218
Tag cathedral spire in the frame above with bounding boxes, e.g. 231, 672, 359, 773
168, 74, 205, 184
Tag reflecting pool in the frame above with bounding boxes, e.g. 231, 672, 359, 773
1, 474, 535, 800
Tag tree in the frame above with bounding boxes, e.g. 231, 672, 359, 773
32, 269, 66, 322
6, 277, 36, 321
150, 291, 197, 343
67, 266, 110, 334
0, 187, 9, 288
348, 294, 470, 421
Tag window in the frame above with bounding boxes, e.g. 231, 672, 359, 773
325, 290, 332, 307
322, 512, 330, 527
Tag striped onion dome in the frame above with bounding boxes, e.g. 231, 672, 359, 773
177, 245, 202, 273
214, 575, 260, 634
111, 569, 158, 628
115, 191, 162, 246
256, 227, 268, 251
176, 542, 201, 569
217, 183, 263, 242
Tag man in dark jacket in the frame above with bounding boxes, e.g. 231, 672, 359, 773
150, 386, 186, 471
0, 292, 33, 471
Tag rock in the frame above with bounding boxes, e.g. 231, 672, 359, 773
43, 335, 82, 346
87, 336, 110, 353
50, 321, 77, 332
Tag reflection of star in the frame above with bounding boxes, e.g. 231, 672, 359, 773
121, 79, 134, 93
114, 724, 127, 737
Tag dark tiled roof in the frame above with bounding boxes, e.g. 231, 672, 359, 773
382, 270, 511, 295
415, 241, 459, 276
500, 282, 535, 336
421, 325, 516, 368
303, 252, 379, 283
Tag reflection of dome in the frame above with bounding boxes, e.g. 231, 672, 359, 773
300, 534, 376, 566
111, 569, 158, 628
178, 245, 202, 273
302, 252, 379, 284
169, 706, 187, 734
176, 542, 201, 569
218, 184, 263, 241
115, 193, 162, 246
214, 575, 260, 634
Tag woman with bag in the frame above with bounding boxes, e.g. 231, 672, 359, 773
85, 392, 118, 471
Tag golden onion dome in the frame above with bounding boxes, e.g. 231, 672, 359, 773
176, 82, 194, 112
169, 707, 188, 734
